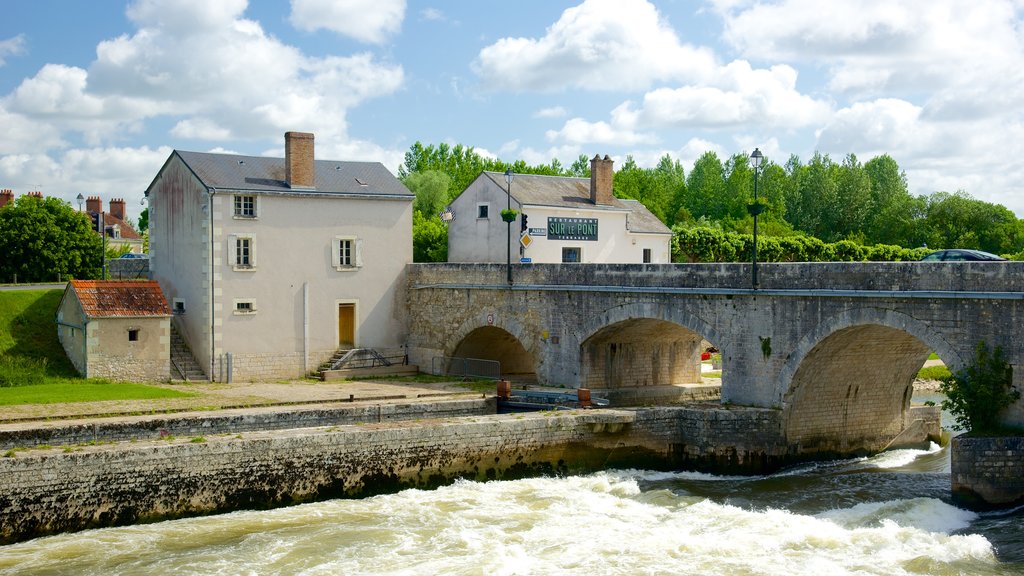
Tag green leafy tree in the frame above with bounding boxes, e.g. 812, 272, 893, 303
412, 211, 448, 263
863, 155, 923, 246
569, 154, 591, 177
685, 151, 727, 221
0, 195, 103, 282
940, 342, 1020, 434
138, 207, 149, 233
404, 169, 452, 218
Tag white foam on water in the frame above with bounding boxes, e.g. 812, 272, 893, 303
0, 472, 1005, 576
865, 442, 943, 469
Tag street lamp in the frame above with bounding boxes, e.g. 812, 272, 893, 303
749, 148, 764, 289
504, 168, 514, 285
76, 193, 84, 212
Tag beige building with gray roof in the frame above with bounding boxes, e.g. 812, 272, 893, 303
446, 155, 672, 264
145, 132, 413, 381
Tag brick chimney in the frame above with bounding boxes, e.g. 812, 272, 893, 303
109, 198, 125, 220
285, 131, 315, 189
27, 191, 43, 199
0, 189, 13, 209
86, 196, 102, 213
590, 154, 614, 205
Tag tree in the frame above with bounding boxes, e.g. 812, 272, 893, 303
138, 207, 149, 233
940, 342, 1020, 433
685, 151, 727, 221
412, 211, 448, 263
403, 170, 452, 218
863, 155, 921, 246
0, 195, 103, 282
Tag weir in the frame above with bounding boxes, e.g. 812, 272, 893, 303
0, 398, 940, 543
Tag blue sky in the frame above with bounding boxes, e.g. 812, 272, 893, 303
2, 0, 1023, 223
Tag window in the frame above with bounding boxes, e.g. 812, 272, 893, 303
229, 235, 256, 270
477, 204, 489, 219
332, 236, 363, 270
234, 195, 256, 218
233, 299, 257, 315
643, 248, 652, 263
128, 329, 139, 342
236, 237, 251, 267
562, 247, 581, 263
172, 299, 186, 315
339, 238, 353, 267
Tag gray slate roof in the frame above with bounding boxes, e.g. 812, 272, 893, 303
481, 171, 671, 235
174, 150, 412, 197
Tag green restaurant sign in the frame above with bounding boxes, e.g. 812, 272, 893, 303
547, 217, 598, 241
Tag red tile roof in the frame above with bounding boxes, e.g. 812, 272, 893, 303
69, 280, 171, 318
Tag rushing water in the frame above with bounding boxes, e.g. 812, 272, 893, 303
0, 442, 1021, 575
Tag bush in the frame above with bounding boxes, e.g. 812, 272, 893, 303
940, 342, 1020, 434
0, 356, 48, 387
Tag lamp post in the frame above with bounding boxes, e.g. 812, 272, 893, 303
749, 148, 764, 289
504, 168, 514, 285
76, 193, 84, 212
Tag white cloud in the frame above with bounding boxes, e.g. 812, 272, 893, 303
545, 115, 652, 146
420, 8, 444, 21
632, 61, 832, 129
289, 0, 406, 44
2, 0, 404, 149
534, 106, 568, 119
0, 104, 65, 154
816, 99, 925, 155
0, 35, 26, 66
0, 145, 172, 222
717, 0, 1024, 105
473, 0, 716, 92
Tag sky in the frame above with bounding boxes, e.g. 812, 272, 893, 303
2, 0, 1023, 224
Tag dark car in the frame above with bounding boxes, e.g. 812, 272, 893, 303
920, 249, 1006, 262
119, 253, 150, 259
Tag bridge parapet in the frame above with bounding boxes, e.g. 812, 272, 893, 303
409, 261, 1024, 293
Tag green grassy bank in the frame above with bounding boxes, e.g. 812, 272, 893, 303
0, 289, 190, 405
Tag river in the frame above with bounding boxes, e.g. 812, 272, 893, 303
1, 397, 1022, 575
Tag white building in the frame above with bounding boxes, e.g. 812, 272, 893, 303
145, 132, 413, 381
446, 155, 672, 264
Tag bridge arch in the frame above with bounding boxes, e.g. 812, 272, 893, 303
778, 307, 961, 454
446, 314, 536, 381
577, 302, 725, 390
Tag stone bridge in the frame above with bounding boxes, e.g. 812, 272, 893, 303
406, 262, 1024, 456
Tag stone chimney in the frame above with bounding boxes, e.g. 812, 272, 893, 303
109, 198, 126, 220
590, 154, 614, 205
285, 131, 315, 189
86, 196, 102, 213
0, 189, 13, 209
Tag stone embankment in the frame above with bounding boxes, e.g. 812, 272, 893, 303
0, 396, 942, 543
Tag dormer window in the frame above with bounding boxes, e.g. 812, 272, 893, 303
233, 195, 256, 218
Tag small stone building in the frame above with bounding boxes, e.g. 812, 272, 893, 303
56, 280, 171, 381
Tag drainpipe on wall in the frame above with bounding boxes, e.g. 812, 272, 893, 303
303, 281, 309, 375
207, 186, 216, 382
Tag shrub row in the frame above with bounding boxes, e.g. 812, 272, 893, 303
672, 227, 931, 263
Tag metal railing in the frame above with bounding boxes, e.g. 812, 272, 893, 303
431, 356, 501, 380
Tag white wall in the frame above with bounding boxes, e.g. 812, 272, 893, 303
447, 176, 671, 264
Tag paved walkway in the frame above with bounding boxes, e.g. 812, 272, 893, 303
0, 378, 485, 425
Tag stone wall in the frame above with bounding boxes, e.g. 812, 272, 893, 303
0, 398, 493, 451
0, 406, 801, 543
950, 435, 1024, 509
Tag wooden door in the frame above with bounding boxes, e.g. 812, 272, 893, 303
338, 303, 355, 348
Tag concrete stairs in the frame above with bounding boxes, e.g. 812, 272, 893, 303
170, 324, 206, 382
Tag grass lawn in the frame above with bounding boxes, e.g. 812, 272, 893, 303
917, 365, 951, 380
0, 380, 192, 405
1, 289, 192, 405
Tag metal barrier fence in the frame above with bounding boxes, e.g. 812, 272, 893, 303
431, 356, 501, 380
